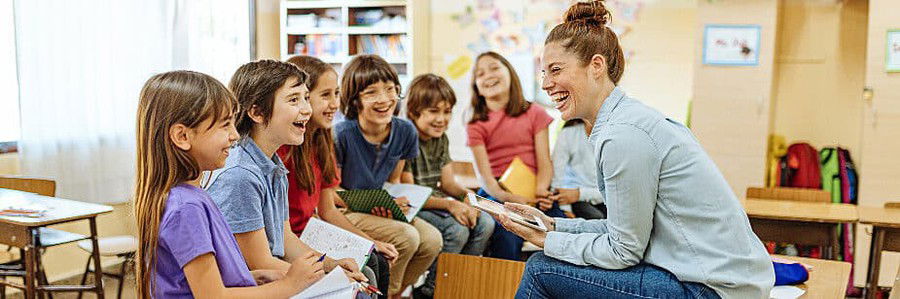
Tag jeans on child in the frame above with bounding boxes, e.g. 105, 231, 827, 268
516, 252, 721, 299
476, 188, 565, 261
415, 209, 496, 296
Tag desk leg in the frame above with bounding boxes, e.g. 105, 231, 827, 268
88, 218, 105, 299
24, 228, 36, 299
866, 227, 885, 299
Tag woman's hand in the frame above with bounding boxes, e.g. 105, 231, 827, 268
249, 269, 285, 285
496, 212, 548, 248
505, 202, 556, 231
373, 240, 399, 266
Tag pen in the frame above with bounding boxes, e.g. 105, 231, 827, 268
357, 281, 383, 296
316, 253, 327, 263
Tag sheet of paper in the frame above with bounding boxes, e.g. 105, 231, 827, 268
769, 286, 805, 299
291, 269, 356, 299
300, 218, 374, 270
383, 183, 432, 221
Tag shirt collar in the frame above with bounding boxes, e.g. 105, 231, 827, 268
589, 86, 626, 143
237, 136, 287, 176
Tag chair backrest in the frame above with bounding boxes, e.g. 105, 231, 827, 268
0, 175, 56, 197
434, 253, 525, 299
449, 161, 480, 190
746, 187, 831, 203
884, 202, 900, 209
890, 266, 900, 299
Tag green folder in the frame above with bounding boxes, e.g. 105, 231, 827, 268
337, 189, 411, 222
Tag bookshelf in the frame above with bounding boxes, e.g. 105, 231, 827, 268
280, 0, 429, 86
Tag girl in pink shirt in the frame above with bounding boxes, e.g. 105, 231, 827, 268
466, 51, 563, 260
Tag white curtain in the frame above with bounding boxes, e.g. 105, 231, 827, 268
15, 0, 250, 203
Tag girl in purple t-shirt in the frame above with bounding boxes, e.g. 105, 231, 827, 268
133, 71, 325, 298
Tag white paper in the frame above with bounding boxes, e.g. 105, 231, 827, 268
300, 218, 374, 271
383, 183, 432, 222
769, 286, 805, 299
291, 269, 356, 299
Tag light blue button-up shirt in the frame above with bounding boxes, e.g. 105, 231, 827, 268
543, 87, 774, 298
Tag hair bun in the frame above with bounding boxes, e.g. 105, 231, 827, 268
564, 0, 611, 27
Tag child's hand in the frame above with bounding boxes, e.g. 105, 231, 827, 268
370, 207, 394, 219
335, 258, 369, 283
249, 269, 285, 285
373, 241, 399, 265
284, 251, 326, 292
536, 197, 554, 211
394, 196, 411, 214
447, 200, 478, 228
504, 193, 535, 205
549, 188, 579, 205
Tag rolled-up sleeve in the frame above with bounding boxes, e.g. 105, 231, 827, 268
543, 125, 660, 269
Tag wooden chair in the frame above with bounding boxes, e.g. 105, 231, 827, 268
746, 186, 831, 203
449, 161, 480, 191
434, 253, 525, 299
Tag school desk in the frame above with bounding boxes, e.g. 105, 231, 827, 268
858, 206, 900, 299
0, 188, 113, 299
744, 198, 858, 260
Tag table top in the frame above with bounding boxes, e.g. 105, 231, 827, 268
772, 254, 851, 299
743, 198, 858, 223
0, 188, 113, 227
857, 206, 900, 228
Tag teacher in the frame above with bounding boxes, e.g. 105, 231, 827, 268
496, 1, 775, 298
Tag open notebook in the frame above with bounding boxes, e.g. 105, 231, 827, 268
291, 268, 357, 299
337, 183, 431, 222
299, 218, 373, 270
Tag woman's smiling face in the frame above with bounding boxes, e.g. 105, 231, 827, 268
541, 41, 595, 121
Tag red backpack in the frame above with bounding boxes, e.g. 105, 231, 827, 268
779, 143, 822, 189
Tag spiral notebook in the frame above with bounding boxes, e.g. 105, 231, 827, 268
337, 183, 431, 222
299, 218, 373, 271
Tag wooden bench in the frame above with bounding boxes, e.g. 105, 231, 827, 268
434, 253, 525, 299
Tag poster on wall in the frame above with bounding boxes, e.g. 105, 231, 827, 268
887, 29, 900, 72
702, 24, 761, 66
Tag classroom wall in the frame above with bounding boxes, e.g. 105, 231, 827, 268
690, 0, 780, 197
771, 0, 866, 157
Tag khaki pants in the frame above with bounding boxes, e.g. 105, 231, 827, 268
345, 212, 442, 295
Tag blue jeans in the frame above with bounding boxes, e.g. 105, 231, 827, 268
415, 209, 496, 296
517, 252, 720, 299
477, 189, 566, 261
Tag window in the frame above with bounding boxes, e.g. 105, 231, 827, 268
0, 0, 19, 145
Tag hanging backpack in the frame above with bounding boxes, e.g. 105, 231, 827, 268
780, 143, 822, 189
837, 148, 859, 204
820, 147, 842, 203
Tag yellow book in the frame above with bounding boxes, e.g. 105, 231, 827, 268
498, 157, 536, 199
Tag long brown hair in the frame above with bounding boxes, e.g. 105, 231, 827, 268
469, 51, 530, 123
545, 0, 625, 84
285, 55, 338, 193
134, 71, 238, 298
340, 54, 401, 120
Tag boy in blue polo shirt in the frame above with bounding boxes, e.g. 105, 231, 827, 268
334, 55, 442, 299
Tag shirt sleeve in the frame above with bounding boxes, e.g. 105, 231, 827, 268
206, 167, 267, 234
399, 119, 419, 160
466, 122, 486, 147
543, 125, 661, 269
159, 203, 215, 268
530, 105, 554, 133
